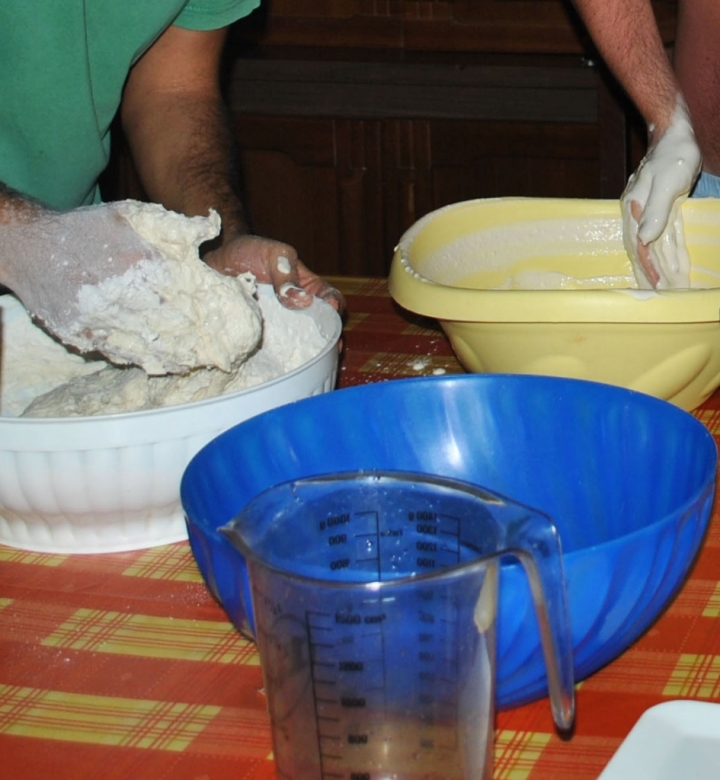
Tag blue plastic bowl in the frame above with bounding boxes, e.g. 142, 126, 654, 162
180, 374, 717, 709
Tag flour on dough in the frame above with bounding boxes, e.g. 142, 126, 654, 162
54, 201, 263, 375
0, 296, 105, 417
1, 288, 329, 418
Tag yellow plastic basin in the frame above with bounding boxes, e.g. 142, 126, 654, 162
388, 197, 720, 410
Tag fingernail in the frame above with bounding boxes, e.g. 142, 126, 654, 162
279, 282, 308, 298
276, 255, 291, 274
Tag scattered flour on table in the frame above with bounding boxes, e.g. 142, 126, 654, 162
409, 357, 431, 372
53, 201, 263, 375
407, 357, 447, 376
0, 288, 329, 418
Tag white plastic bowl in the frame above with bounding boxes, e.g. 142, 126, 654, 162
0, 287, 342, 554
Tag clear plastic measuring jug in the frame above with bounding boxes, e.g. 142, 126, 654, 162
220, 470, 575, 780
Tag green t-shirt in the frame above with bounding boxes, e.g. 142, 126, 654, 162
0, 0, 260, 209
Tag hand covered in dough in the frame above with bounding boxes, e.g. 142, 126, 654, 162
621, 100, 702, 289
0, 201, 169, 341
203, 234, 346, 314
0, 200, 264, 376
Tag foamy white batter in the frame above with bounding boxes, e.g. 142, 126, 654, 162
431, 218, 616, 279
414, 215, 639, 290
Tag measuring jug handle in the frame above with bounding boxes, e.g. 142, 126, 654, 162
511, 516, 575, 731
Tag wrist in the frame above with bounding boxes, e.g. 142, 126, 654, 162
213, 198, 249, 245
196, 212, 248, 259
647, 95, 693, 146
0, 183, 50, 225
178, 194, 248, 253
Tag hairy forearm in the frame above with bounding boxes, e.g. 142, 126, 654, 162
122, 92, 249, 239
572, 0, 681, 135
121, 25, 249, 244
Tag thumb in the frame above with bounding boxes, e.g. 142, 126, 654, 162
269, 251, 313, 310
636, 190, 677, 246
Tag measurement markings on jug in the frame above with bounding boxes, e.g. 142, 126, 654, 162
412, 586, 462, 753
319, 508, 383, 575
408, 509, 464, 572
338, 661, 364, 672
352, 509, 381, 569
306, 600, 389, 778
324, 513, 350, 528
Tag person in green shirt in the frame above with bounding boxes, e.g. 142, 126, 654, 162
0, 0, 343, 337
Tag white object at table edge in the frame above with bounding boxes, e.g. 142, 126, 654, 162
598, 700, 720, 780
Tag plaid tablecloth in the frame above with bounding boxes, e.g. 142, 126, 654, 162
1, 276, 719, 779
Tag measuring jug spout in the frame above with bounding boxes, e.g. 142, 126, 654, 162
220, 470, 575, 780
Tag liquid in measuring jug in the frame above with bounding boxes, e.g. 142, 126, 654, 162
221, 471, 575, 780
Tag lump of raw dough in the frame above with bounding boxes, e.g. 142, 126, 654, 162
21, 365, 231, 417
63, 201, 262, 375
16, 288, 330, 418
0, 297, 106, 417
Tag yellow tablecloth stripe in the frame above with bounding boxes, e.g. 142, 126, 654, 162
43, 608, 259, 665
0, 547, 66, 566
0, 684, 219, 750
703, 582, 720, 618
122, 545, 203, 583
494, 730, 551, 779
664, 654, 720, 698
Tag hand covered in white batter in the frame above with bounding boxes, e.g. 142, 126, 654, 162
1, 200, 170, 337
0, 200, 264, 375
621, 100, 701, 289
204, 234, 346, 314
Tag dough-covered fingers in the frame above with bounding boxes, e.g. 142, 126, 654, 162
269, 249, 314, 310
623, 199, 660, 288
0, 201, 262, 374
647, 202, 691, 289
0, 201, 166, 329
205, 233, 346, 312
621, 100, 701, 288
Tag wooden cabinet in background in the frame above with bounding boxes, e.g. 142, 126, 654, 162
232, 0, 677, 58
227, 53, 620, 276
232, 113, 602, 277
